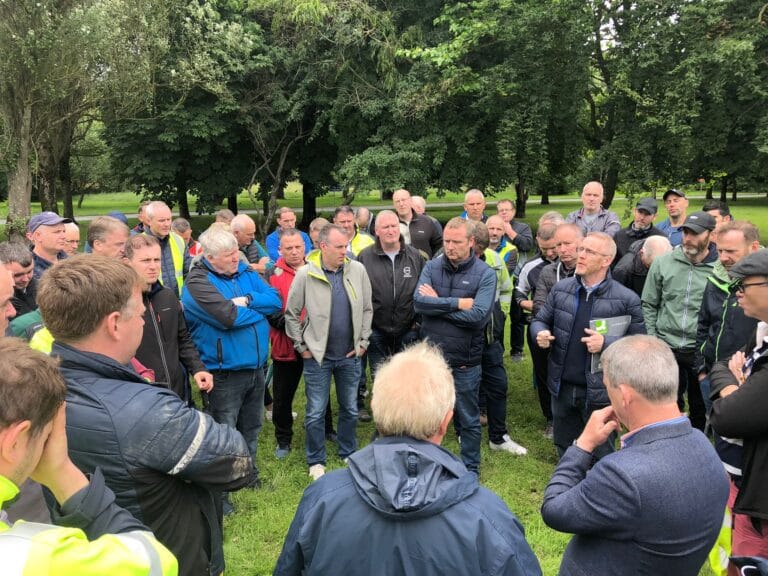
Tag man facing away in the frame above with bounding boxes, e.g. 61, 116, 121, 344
274, 342, 542, 576
542, 335, 729, 576
414, 217, 497, 475
565, 181, 621, 238
285, 224, 373, 481
38, 255, 254, 576
0, 339, 178, 575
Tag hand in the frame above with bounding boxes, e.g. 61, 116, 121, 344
698, 371, 707, 382
575, 406, 620, 453
536, 329, 555, 349
520, 300, 534, 312
418, 283, 438, 298
231, 296, 248, 307
194, 371, 214, 392
30, 404, 89, 505
503, 222, 517, 240
581, 329, 605, 354
458, 298, 474, 310
301, 350, 313, 359
728, 351, 747, 384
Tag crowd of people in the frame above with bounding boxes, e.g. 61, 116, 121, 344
0, 183, 766, 576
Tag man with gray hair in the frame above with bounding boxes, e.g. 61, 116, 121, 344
88, 216, 130, 259
612, 235, 673, 297
275, 342, 542, 576
182, 227, 282, 499
542, 335, 728, 576
0, 242, 37, 316
231, 213, 273, 274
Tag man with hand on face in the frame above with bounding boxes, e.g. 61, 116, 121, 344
231, 214, 273, 275
531, 232, 645, 458
124, 234, 212, 404
642, 211, 718, 431
565, 182, 621, 238
0, 339, 178, 576
26, 212, 72, 280
285, 224, 373, 481
414, 217, 497, 475
542, 335, 729, 576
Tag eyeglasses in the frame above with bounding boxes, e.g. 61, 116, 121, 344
733, 281, 768, 294
576, 246, 610, 258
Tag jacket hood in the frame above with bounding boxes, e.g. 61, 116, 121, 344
347, 437, 478, 520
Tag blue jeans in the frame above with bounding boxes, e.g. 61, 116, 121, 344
453, 365, 482, 474
303, 356, 359, 465
699, 375, 713, 416
480, 340, 509, 444
208, 368, 265, 477
367, 328, 420, 380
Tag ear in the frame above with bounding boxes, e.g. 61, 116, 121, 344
0, 420, 32, 466
618, 384, 634, 408
102, 310, 122, 341
438, 410, 453, 438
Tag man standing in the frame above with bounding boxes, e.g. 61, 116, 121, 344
143, 201, 190, 297
496, 199, 534, 255
531, 232, 645, 457
26, 212, 71, 279
285, 224, 373, 480
414, 217, 496, 475
333, 205, 374, 256
88, 216, 130, 259
532, 224, 584, 315
657, 188, 689, 246
274, 343, 542, 576
565, 182, 621, 238
410, 194, 443, 238
486, 215, 518, 277
461, 189, 487, 222
391, 189, 442, 258
642, 211, 718, 431
231, 213, 273, 274
710, 249, 768, 570
124, 234, 213, 403
182, 227, 282, 492
63, 222, 81, 255
0, 242, 37, 316
355, 207, 372, 234
39, 255, 254, 576
542, 335, 729, 576
356, 210, 424, 376
265, 207, 312, 261
0, 339, 178, 575
613, 197, 665, 261
612, 235, 672, 297
0, 264, 16, 333
268, 229, 311, 459
703, 199, 732, 243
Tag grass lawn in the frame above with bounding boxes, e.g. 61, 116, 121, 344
221, 344, 717, 576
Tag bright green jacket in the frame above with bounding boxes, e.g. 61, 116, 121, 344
0, 474, 177, 576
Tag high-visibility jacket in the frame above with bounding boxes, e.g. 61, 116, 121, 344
145, 231, 187, 296
0, 472, 177, 576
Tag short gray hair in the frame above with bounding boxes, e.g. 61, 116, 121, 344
171, 217, 192, 234
371, 342, 455, 440
230, 213, 255, 232
199, 227, 238, 258
87, 216, 129, 246
0, 242, 33, 267
470, 221, 489, 251
539, 211, 565, 226
586, 231, 617, 260
374, 210, 398, 232
145, 201, 170, 220
602, 335, 678, 404
318, 224, 347, 245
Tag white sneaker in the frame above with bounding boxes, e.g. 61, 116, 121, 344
308, 464, 326, 481
265, 410, 272, 422
489, 434, 528, 455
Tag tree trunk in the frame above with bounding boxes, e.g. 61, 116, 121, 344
301, 180, 317, 228
7, 103, 34, 240
227, 193, 238, 214
175, 174, 190, 220
38, 142, 59, 213
720, 177, 728, 202
60, 146, 75, 221
602, 166, 619, 209
730, 176, 737, 202
515, 177, 527, 219
541, 187, 550, 205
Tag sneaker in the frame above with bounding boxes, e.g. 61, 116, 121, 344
489, 434, 528, 455
343, 457, 349, 465
265, 409, 273, 422
479, 410, 488, 427
308, 464, 326, 481
543, 421, 554, 440
275, 446, 290, 459
358, 407, 372, 422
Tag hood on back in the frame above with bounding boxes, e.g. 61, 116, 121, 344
347, 437, 478, 520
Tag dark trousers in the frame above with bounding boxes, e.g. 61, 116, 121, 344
272, 359, 304, 448
672, 348, 706, 431
480, 340, 509, 444
509, 298, 525, 355
527, 326, 552, 421
551, 381, 615, 460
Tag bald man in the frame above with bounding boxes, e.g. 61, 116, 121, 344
565, 182, 621, 238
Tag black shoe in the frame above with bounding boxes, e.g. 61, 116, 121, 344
246, 476, 262, 490
358, 407, 372, 422
510, 352, 524, 362
325, 430, 338, 442
222, 494, 235, 516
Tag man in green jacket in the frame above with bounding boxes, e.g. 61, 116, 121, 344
642, 211, 718, 431
0, 338, 177, 575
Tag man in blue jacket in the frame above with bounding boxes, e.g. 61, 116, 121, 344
274, 342, 542, 576
182, 227, 282, 495
414, 217, 497, 475
542, 335, 728, 576
531, 232, 645, 458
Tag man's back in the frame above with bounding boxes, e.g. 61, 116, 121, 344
543, 419, 728, 576
55, 342, 253, 576
275, 437, 540, 576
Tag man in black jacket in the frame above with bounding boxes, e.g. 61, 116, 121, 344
612, 235, 672, 297
613, 197, 666, 262
124, 234, 213, 403
392, 189, 442, 257
38, 254, 253, 576
357, 210, 425, 376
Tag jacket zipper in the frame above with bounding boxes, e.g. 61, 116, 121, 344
149, 300, 172, 388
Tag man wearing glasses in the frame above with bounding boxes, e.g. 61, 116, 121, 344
642, 211, 718, 432
710, 249, 768, 572
531, 232, 645, 458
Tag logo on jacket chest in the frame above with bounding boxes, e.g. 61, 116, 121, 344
403, 266, 412, 279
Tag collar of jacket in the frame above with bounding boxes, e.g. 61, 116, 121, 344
707, 260, 732, 292
372, 236, 407, 256
200, 257, 249, 279
671, 243, 718, 266
52, 341, 147, 384
575, 269, 612, 295
306, 249, 349, 282
441, 253, 477, 273
274, 257, 300, 276
0, 474, 19, 511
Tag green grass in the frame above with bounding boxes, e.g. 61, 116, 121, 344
219, 343, 717, 576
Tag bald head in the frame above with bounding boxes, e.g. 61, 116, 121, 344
640, 236, 673, 268
230, 214, 256, 248
464, 189, 486, 221
581, 181, 604, 214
